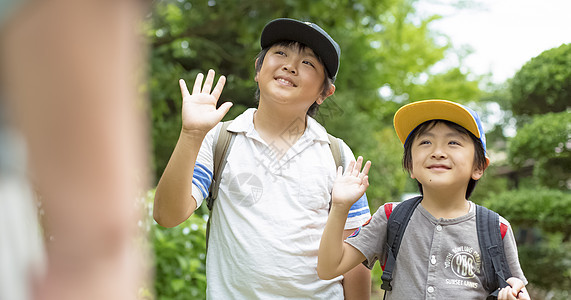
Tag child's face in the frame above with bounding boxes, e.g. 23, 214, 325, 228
255, 43, 332, 111
409, 122, 484, 195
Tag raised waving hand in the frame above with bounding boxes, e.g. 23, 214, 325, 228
179, 69, 233, 135
331, 156, 371, 209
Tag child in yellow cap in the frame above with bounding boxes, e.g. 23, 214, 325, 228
318, 100, 530, 299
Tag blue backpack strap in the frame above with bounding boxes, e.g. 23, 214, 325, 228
476, 205, 512, 299
380, 196, 423, 291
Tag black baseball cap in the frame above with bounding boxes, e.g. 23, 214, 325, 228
260, 18, 341, 81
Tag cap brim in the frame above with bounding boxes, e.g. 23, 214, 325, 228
260, 18, 339, 80
393, 100, 481, 145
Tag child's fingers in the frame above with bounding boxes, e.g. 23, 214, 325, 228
360, 160, 371, 178
505, 277, 527, 299
498, 287, 516, 300
353, 156, 363, 176
192, 73, 204, 94
344, 160, 355, 176
179, 79, 191, 98
211, 75, 226, 100
202, 69, 215, 94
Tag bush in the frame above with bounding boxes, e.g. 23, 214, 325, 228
509, 43, 571, 117
483, 188, 571, 297
146, 191, 208, 300
484, 188, 571, 235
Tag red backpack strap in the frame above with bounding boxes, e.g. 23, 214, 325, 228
500, 223, 508, 239
384, 203, 394, 219
381, 203, 394, 270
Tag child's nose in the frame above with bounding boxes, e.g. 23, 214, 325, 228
282, 61, 297, 74
431, 147, 447, 159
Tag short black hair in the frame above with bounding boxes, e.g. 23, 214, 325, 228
254, 41, 333, 117
402, 120, 487, 199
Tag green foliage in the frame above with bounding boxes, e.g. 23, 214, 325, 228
469, 165, 510, 205
147, 190, 208, 300
483, 188, 571, 236
407, 67, 483, 102
483, 188, 571, 295
517, 238, 571, 295
509, 43, 571, 118
508, 112, 570, 189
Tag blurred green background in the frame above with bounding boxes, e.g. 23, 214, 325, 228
141, 0, 570, 299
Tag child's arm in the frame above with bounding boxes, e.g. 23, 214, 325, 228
154, 70, 232, 227
341, 228, 372, 299
317, 157, 370, 280
498, 277, 531, 300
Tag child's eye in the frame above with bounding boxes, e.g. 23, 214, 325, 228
448, 140, 461, 146
303, 60, 315, 68
275, 50, 286, 56
418, 140, 431, 145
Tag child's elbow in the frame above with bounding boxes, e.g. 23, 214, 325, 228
316, 266, 336, 280
153, 206, 186, 228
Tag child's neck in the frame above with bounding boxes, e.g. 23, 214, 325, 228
253, 107, 307, 155
420, 188, 470, 219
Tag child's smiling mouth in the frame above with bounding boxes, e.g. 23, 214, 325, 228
427, 164, 451, 171
275, 76, 296, 87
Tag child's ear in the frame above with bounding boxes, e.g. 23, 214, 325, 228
472, 157, 489, 180
471, 167, 485, 180
316, 84, 335, 105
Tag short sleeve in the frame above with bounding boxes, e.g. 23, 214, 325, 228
191, 123, 220, 209
500, 216, 528, 285
345, 203, 396, 269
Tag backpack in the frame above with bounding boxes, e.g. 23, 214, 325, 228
380, 196, 513, 300
204, 120, 346, 248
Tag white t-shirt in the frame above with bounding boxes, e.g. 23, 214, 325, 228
192, 108, 371, 299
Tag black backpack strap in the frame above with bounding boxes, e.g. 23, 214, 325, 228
205, 121, 235, 250
380, 196, 423, 291
476, 205, 512, 298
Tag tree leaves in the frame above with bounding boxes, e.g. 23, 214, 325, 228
509, 43, 571, 117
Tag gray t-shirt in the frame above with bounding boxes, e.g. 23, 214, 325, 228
346, 201, 527, 300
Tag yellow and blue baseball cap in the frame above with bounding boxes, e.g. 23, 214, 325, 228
394, 99, 488, 161
260, 18, 341, 82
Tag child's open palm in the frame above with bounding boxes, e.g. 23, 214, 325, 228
331, 156, 371, 208
178, 69, 233, 134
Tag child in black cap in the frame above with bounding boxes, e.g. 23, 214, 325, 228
154, 18, 372, 299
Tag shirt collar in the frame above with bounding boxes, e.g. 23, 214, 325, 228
226, 108, 255, 134
227, 108, 330, 144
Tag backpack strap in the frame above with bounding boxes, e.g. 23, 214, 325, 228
205, 121, 235, 249
327, 134, 345, 169
206, 121, 235, 210
380, 196, 423, 291
476, 205, 512, 299
380, 203, 394, 270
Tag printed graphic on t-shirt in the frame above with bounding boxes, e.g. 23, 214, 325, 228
444, 245, 482, 289
227, 172, 264, 207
